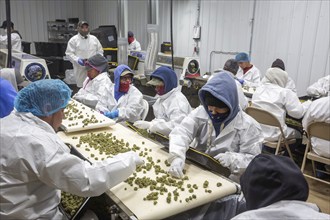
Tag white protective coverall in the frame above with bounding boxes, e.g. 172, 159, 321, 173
0, 112, 141, 219
252, 68, 308, 141
128, 38, 141, 51
286, 77, 297, 93
169, 72, 263, 180
306, 75, 330, 97
236, 65, 261, 88
73, 72, 112, 109
65, 33, 103, 87
232, 200, 330, 220
0, 32, 22, 51
96, 65, 144, 123
302, 96, 330, 158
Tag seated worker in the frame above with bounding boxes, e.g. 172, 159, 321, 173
232, 154, 330, 220
302, 96, 330, 158
252, 67, 309, 141
133, 66, 192, 136
0, 79, 143, 219
223, 59, 248, 110
235, 52, 261, 88
96, 64, 144, 122
72, 54, 112, 109
128, 31, 141, 51
271, 58, 297, 93
0, 20, 22, 51
168, 72, 263, 181
306, 75, 330, 98
0, 77, 17, 118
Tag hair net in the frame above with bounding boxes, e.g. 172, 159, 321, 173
271, 58, 285, 71
85, 54, 109, 73
235, 52, 250, 62
128, 31, 134, 37
14, 79, 72, 117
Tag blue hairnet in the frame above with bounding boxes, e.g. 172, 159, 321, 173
14, 79, 72, 116
235, 52, 250, 62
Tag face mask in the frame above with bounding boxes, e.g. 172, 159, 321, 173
210, 112, 229, 122
119, 81, 130, 93
128, 37, 134, 44
155, 85, 165, 95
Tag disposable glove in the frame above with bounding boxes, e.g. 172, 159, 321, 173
133, 120, 151, 130
123, 151, 145, 167
168, 157, 185, 179
104, 110, 119, 119
78, 58, 85, 66
214, 153, 231, 168
237, 78, 245, 85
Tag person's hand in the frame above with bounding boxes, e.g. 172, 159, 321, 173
237, 78, 245, 85
78, 58, 85, 66
104, 110, 119, 119
214, 153, 231, 168
133, 121, 151, 130
122, 151, 145, 167
168, 158, 185, 179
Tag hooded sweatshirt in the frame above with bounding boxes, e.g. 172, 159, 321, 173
198, 72, 239, 134
262, 67, 288, 88
114, 64, 133, 101
151, 66, 177, 94
240, 154, 309, 211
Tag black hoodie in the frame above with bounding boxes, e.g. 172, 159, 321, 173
240, 154, 309, 211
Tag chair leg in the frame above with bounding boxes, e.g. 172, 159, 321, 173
275, 139, 281, 155
311, 160, 316, 177
301, 143, 310, 172
284, 142, 293, 160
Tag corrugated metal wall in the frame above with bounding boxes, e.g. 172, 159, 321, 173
1, 0, 328, 95
0, 0, 85, 53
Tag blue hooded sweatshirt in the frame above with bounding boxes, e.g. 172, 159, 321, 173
0, 78, 17, 118
114, 64, 134, 101
198, 72, 239, 136
150, 66, 177, 94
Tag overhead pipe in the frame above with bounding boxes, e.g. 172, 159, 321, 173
117, 0, 128, 65
208, 50, 240, 73
5, 0, 12, 68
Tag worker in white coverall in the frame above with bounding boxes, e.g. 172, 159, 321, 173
65, 21, 103, 88
235, 52, 261, 88
128, 31, 141, 51
133, 66, 192, 137
302, 96, 330, 158
232, 154, 330, 220
0, 79, 143, 219
0, 20, 22, 51
168, 72, 263, 182
96, 64, 144, 123
271, 58, 297, 93
73, 54, 112, 109
306, 75, 330, 98
252, 67, 311, 141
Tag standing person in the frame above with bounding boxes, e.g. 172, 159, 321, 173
72, 54, 112, 109
0, 21, 22, 51
0, 77, 17, 118
133, 66, 192, 137
252, 67, 309, 141
306, 75, 330, 98
128, 31, 141, 51
235, 52, 261, 87
66, 21, 103, 88
271, 58, 297, 93
0, 79, 143, 219
302, 96, 330, 158
96, 64, 144, 123
232, 154, 330, 220
168, 72, 263, 181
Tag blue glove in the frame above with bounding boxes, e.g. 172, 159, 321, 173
78, 58, 85, 66
104, 110, 119, 119
237, 78, 244, 85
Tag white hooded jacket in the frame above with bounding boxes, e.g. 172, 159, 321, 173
65, 33, 103, 87
306, 75, 330, 97
236, 65, 261, 88
73, 72, 113, 109
0, 112, 140, 219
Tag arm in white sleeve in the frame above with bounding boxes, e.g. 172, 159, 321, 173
0, 34, 8, 45
284, 90, 305, 119
39, 146, 139, 197
96, 39, 104, 55
169, 108, 202, 162
117, 90, 144, 122
65, 38, 79, 64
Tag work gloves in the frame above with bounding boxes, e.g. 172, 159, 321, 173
104, 110, 119, 119
214, 153, 231, 169
133, 120, 151, 130
168, 157, 185, 179
237, 78, 245, 85
123, 151, 145, 167
78, 58, 85, 66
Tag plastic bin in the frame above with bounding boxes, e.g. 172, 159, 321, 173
34, 42, 59, 57
22, 41, 31, 54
